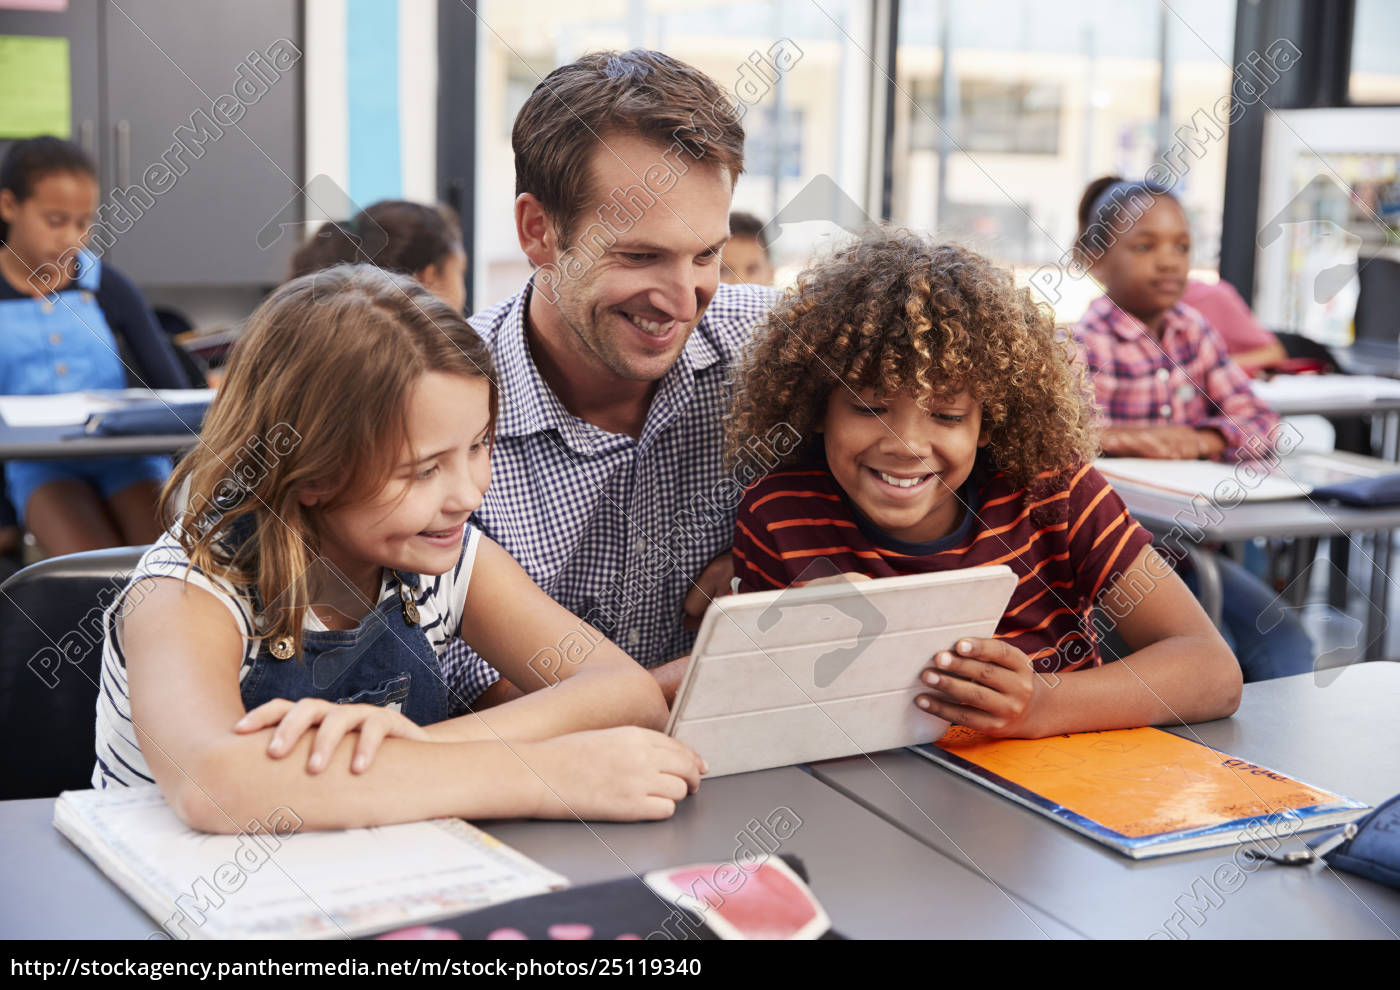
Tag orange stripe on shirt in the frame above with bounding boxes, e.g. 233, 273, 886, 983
735, 519, 782, 564
768, 517, 860, 532
749, 488, 844, 512
1091, 526, 1141, 598
1067, 482, 1114, 543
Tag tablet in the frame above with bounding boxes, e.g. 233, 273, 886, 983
666, 564, 1018, 777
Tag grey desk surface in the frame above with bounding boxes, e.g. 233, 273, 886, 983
809, 664, 1400, 939
0, 424, 197, 460
0, 765, 1077, 941
1115, 480, 1400, 541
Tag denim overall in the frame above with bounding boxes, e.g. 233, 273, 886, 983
1, 248, 170, 521
238, 566, 450, 726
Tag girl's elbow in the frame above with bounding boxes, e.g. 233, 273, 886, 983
1209, 644, 1244, 718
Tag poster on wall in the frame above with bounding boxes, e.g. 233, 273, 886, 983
0, 34, 71, 138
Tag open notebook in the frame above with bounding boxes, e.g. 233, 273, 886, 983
53, 786, 566, 939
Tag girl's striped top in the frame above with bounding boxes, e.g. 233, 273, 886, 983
733, 455, 1155, 674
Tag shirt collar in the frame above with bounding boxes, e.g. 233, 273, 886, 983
1089, 294, 1192, 344
492, 276, 725, 450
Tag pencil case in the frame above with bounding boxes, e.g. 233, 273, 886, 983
78, 400, 208, 437
1323, 792, 1400, 890
1310, 474, 1400, 507
369, 853, 843, 940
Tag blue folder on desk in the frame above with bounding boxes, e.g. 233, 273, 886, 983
77, 400, 208, 437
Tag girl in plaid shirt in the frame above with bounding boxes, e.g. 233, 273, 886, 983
1070, 175, 1312, 681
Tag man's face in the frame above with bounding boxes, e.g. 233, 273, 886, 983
533, 133, 734, 383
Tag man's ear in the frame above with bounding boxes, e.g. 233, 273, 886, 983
515, 193, 559, 267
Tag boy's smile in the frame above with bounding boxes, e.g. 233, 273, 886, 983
821, 387, 989, 544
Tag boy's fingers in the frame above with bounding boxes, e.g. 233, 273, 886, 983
923, 672, 1008, 716
916, 694, 999, 731
943, 638, 1024, 672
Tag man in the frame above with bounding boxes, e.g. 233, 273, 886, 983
444, 50, 780, 709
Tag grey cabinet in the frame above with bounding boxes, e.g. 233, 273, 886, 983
1, 1, 302, 288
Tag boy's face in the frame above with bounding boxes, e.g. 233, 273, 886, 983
720, 234, 774, 285
1089, 195, 1191, 328
821, 386, 988, 544
310, 372, 493, 599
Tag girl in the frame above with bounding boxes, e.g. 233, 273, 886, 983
1070, 175, 1314, 681
0, 137, 192, 555
288, 199, 467, 313
95, 264, 704, 832
727, 232, 1241, 738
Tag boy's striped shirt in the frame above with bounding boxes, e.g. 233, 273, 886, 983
733, 456, 1154, 673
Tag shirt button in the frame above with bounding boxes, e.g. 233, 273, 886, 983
1158, 403, 1172, 417
625, 630, 640, 647
634, 537, 649, 555
1155, 368, 1169, 381
49, 332, 62, 345
56, 362, 69, 376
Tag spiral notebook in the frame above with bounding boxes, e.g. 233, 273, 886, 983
53, 785, 567, 939
914, 726, 1369, 859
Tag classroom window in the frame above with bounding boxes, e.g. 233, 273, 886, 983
890, 0, 1236, 320
1349, 0, 1400, 105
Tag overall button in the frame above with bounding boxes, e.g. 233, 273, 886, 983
80, 291, 95, 304
56, 362, 69, 376
49, 332, 62, 345
40, 299, 55, 314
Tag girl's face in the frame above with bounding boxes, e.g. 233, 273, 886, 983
417, 246, 468, 314
0, 170, 100, 279
1090, 195, 1191, 328
821, 386, 988, 544
308, 371, 493, 594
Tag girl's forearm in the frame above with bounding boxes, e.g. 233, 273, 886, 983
424, 665, 667, 743
164, 731, 548, 833
1030, 634, 1242, 736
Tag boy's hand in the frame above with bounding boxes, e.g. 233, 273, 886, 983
235, 698, 432, 774
683, 551, 735, 631
915, 638, 1049, 738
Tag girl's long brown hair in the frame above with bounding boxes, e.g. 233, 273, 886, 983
161, 264, 497, 656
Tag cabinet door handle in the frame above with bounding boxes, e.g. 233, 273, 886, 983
115, 120, 131, 188
79, 120, 96, 160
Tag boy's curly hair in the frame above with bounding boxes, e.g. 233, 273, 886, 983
725, 230, 1097, 492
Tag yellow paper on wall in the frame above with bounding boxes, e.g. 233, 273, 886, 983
0, 35, 71, 139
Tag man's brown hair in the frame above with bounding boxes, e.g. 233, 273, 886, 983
512, 49, 746, 246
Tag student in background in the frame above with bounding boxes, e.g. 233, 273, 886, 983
729, 231, 1241, 737
721, 211, 775, 286
1070, 175, 1313, 681
1181, 278, 1287, 372
96, 265, 703, 832
289, 200, 468, 312
0, 137, 191, 556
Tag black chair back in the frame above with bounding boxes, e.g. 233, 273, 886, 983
0, 547, 146, 799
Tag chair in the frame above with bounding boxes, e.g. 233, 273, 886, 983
0, 546, 146, 799
1355, 255, 1400, 345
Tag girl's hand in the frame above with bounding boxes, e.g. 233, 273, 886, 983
527, 726, 708, 821
234, 698, 431, 774
915, 637, 1050, 738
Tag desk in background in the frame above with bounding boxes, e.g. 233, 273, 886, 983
810, 664, 1400, 939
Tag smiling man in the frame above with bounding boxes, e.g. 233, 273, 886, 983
442, 51, 775, 709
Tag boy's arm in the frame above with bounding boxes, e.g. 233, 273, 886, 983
917, 545, 1242, 737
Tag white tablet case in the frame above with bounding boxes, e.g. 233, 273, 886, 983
666, 566, 1018, 777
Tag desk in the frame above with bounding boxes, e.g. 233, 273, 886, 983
810, 664, 1400, 939
0, 766, 1077, 940
0, 423, 196, 461
1110, 453, 1400, 658
1331, 341, 1400, 379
